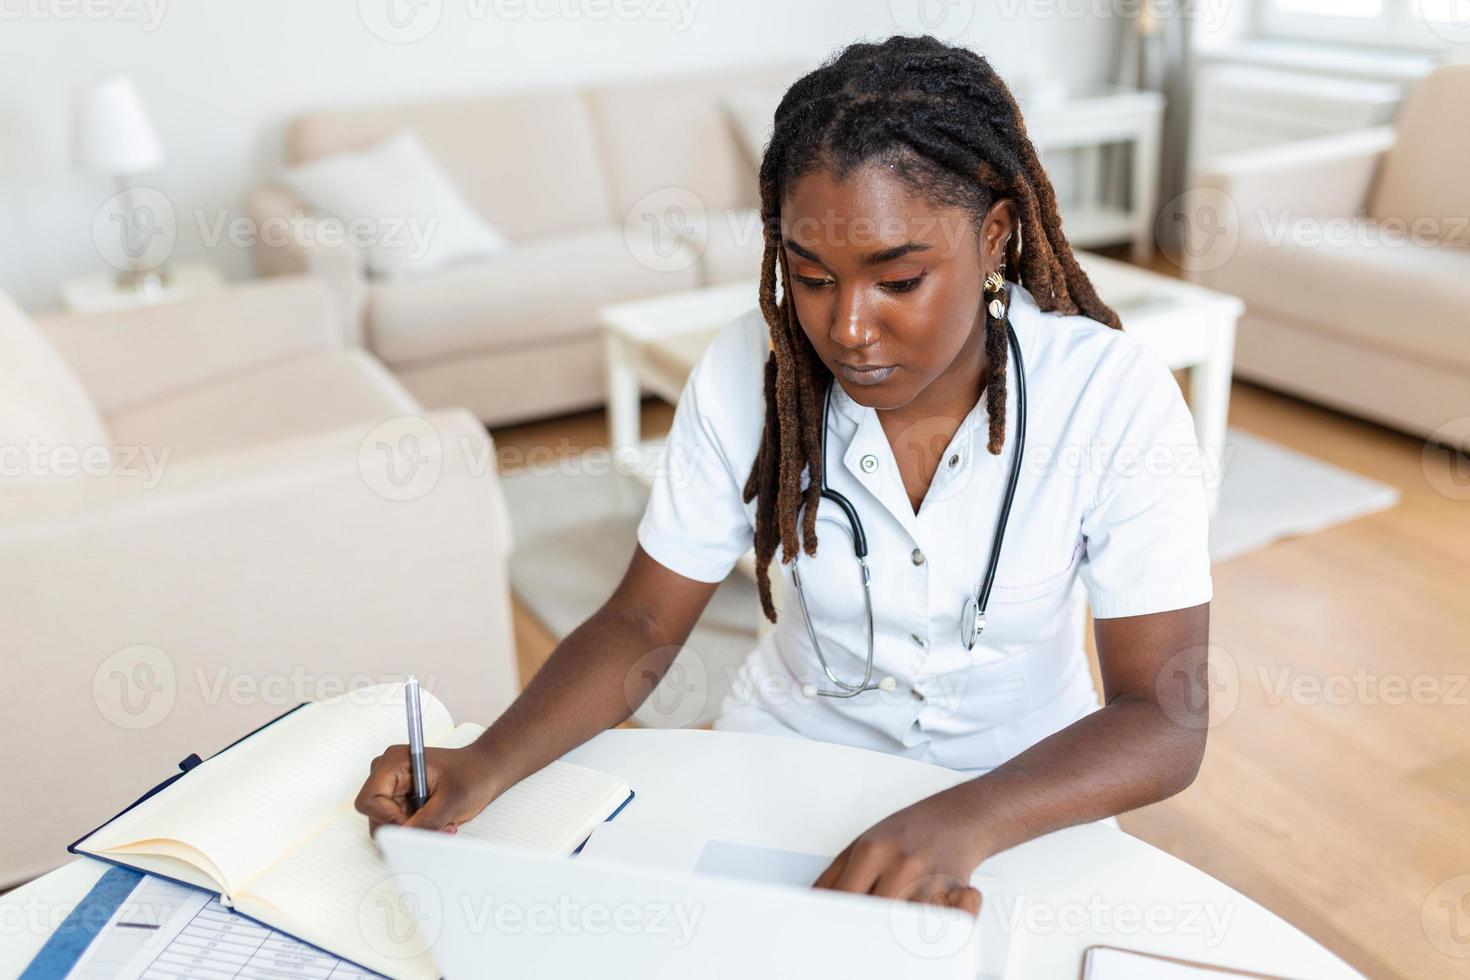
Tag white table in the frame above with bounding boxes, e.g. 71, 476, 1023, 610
0, 729, 1358, 979
600, 253, 1241, 517
59, 260, 224, 314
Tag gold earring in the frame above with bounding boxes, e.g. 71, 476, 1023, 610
985, 269, 1006, 319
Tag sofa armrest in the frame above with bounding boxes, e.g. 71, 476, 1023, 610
33, 276, 342, 417
0, 409, 517, 884
1193, 126, 1397, 227
247, 183, 368, 347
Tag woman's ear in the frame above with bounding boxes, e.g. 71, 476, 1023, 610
980, 198, 1019, 271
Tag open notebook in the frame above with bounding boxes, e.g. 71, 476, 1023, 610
71, 682, 632, 980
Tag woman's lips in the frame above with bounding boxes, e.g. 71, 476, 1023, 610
839, 363, 897, 386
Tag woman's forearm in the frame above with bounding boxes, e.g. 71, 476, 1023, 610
946, 695, 1206, 864
464, 603, 677, 796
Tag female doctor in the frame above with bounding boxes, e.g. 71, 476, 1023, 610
356, 35, 1213, 914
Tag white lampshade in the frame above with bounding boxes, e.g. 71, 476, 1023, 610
73, 74, 164, 175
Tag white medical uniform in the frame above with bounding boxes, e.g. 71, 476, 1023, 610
636, 283, 1213, 776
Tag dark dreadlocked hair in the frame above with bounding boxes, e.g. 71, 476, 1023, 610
741, 33, 1122, 624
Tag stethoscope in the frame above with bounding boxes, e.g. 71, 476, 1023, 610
792, 318, 1027, 699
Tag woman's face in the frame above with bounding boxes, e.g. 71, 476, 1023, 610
780, 163, 1015, 413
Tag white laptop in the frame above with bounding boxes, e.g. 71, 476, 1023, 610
377, 826, 983, 979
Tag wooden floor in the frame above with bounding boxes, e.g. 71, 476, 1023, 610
492, 368, 1470, 980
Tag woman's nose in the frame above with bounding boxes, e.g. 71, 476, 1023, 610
829, 287, 874, 350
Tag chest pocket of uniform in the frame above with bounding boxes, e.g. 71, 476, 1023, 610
981, 538, 1086, 644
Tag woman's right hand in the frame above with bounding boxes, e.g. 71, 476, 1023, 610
354, 743, 505, 836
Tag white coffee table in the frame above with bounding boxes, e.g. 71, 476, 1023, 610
600, 252, 1241, 516
0, 730, 1361, 979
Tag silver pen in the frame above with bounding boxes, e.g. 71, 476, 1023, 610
404, 675, 429, 815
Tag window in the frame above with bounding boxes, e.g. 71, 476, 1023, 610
1257, 0, 1470, 47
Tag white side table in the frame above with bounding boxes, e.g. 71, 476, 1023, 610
58, 261, 224, 315
1022, 86, 1165, 263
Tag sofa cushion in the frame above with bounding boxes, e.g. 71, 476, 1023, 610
1370, 63, 1470, 247
277, 128, 509, 280
288, 89, 614, 242
586, 62, 804, 219
367, 225, 702, 366
0, 292, 110, 489
1211, 220, 1470, 372
107, 350, 419, 459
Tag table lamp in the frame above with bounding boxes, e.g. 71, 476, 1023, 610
72, 73, 170, 293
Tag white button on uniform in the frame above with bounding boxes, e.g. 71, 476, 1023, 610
859, 454, 879, 473
911, 548, 925, 566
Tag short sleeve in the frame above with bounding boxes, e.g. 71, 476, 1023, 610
634, 320, 760, 584
1078, 342, 1213, 619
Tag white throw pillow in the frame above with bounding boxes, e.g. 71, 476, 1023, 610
278, 128, 509, 280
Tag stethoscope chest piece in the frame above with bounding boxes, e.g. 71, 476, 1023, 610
960, 595, 986, 651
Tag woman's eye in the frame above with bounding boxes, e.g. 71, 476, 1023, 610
795, 276, 833, 290
882, 275, 924, 293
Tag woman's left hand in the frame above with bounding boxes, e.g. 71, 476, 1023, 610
812, 791, 986, 915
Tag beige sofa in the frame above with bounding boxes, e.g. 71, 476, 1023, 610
1190, 63, 1470, 445
248, 62, 802, 428
0, 277, 518, 886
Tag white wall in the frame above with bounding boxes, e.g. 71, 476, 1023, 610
0, 0, 1121, 312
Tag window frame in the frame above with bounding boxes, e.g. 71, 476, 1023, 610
1254, 0, 1464, 49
